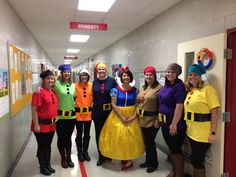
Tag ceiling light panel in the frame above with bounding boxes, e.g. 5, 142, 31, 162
70, 34, 90, 42
67, 49, 80, 53
78, 0, 116, 12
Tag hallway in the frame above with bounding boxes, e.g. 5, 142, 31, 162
11, 124, 171, 177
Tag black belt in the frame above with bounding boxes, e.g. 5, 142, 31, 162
137, 108, 158, 117
75, 107, 92, 113
38, 117, 58, 125
58, 110, 75, 117
184, 112, 211, 122
93, 103, 112, 111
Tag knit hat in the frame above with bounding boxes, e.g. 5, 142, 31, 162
166, 63, 182, 76
40, 70, 54, 79
144, 66, 156, 76
96, 63, 107, 70
77, 68, 90, 76
58, 64, 71, 72
188, 64, 206, 76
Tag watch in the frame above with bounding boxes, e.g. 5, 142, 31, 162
211, 131, 216, 135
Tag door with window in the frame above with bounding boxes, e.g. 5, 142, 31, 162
177, 33, 226, 177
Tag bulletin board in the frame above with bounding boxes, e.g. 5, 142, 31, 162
8, 43, 32, 116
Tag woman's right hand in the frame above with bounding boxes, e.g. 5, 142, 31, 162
35, 87, 43, 94
34, 124, 40, 132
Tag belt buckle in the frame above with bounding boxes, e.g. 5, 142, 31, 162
51, 116, 58, 124
159, 113, 166, 123
139, 109, 144, 117
81, 107, 89, 113
185, 112, 194, 121
103, 103, 111, 111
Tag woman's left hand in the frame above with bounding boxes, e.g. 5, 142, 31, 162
209, 134, 217, 144
169, 123, 177, 136
127, 116, 136, 123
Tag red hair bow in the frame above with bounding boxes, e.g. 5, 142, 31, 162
120, 66, 129, 72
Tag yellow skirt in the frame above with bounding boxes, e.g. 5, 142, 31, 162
99, 105, 145, 160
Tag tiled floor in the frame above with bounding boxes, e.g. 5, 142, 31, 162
11, 124, 172, 177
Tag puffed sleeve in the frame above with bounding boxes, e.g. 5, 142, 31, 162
31, 92, 43, 107
110, 87, 118, 97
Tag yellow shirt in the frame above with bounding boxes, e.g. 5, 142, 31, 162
184, 84, 220, 142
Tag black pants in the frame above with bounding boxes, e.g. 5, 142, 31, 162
92, 110, 111, 156
188, 137, 211, 169
161, 125, 186, 154
142, 126, 160, 168
56, 119, 76, 153
34, 131, 55, 156
75, 121, 91, 139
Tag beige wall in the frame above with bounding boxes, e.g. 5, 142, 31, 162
0, 0, 53, 177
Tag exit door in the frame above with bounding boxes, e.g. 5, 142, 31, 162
224, 28, 236, 177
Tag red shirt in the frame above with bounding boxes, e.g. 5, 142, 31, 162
31, 88, 59, 132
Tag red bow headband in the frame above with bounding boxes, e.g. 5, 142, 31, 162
120, 66, 129, 72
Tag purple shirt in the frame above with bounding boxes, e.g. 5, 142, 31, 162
158, 79, 186, 127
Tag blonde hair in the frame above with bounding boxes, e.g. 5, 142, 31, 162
57, 73, 72, 84
185, 77, 204, 91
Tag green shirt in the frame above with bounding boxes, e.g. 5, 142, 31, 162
53, 80, 76, 119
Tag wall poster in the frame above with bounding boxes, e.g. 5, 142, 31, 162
8, 43, 32, 117
0, 69, 9, 118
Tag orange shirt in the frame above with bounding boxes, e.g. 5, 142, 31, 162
75, 82, 93, 121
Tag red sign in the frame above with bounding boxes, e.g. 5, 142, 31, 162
64, 56, 78, 60
70, 22, 108, 31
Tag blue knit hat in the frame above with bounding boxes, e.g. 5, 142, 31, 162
58, 64, 71, 72
188, 64, 206, 76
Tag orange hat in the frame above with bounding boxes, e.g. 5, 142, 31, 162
97, 63, 107, 70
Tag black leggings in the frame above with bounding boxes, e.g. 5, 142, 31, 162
56, 119, 76, 153
161, 125, 186, 154
34, 131, 55, 156
188, 137, 211, 169
75, 121, 91, 139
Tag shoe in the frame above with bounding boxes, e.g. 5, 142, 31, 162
46, 163, 56, 173
78, 153, 85, 162
139, 162, 148, 168
67, 160, 74, 168
40, 166, 51, 176
146, 166, 157, 173
121, 161, 133, 171
121, 160, 127, 164
61, 159, 68, 168
83, 152, 91, 161
96, 157, 105, 166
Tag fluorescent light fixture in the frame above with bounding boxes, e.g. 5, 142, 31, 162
64, 59, 72, 62
67, 49, 80, 53
70, 35, 90, 42
78, 0, 116, 12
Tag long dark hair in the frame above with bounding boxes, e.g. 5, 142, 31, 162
143, 74, 159, 90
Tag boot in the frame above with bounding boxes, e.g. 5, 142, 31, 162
66, 150, 74, 168
83, 136, 91, 161
172, 154, 184, 177
96, 153, 105, 166
75, 137, 85, 162
60, 151, 68, 168
45, 148, 55, 173
38, 151, 51, 176
194, 168, 206, 177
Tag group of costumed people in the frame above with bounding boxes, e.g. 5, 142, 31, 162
31, 62, 220, 177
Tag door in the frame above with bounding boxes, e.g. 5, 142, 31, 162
177, 33, 227, 176
225, 28, 236, 177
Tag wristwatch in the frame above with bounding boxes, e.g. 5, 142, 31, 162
211, 131, 216, 135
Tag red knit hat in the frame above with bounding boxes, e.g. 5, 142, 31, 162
144, 66, 156, 75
